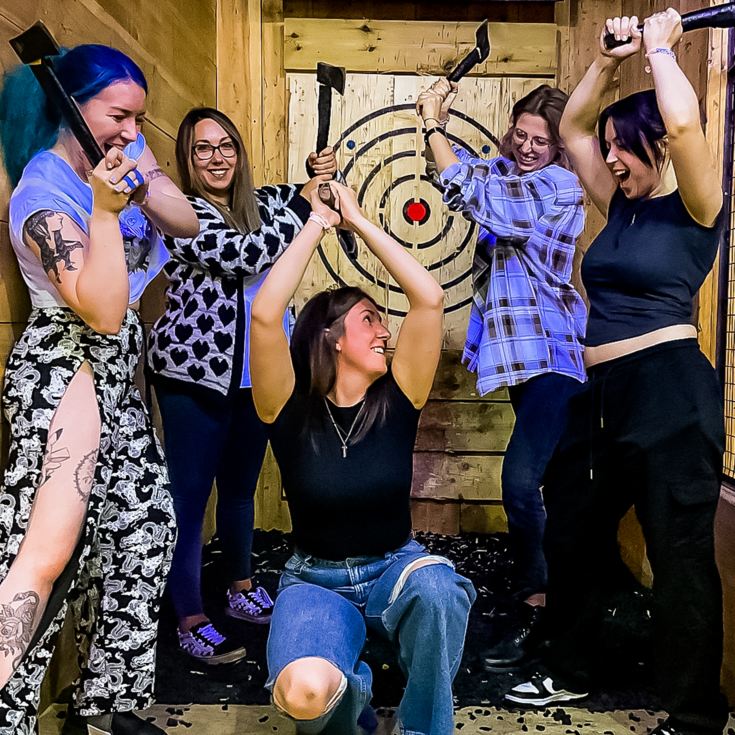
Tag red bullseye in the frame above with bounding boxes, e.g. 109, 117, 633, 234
402, 198, 431, 226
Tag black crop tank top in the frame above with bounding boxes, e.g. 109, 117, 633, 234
582, 188, 722, 347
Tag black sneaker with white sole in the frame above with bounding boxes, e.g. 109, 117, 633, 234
177, 621, 247, 664
505, 673, 589, 706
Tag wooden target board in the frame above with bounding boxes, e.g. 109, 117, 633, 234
287, 73, 551, 349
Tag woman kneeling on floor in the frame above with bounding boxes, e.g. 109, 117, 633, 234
250, 180, 476, 735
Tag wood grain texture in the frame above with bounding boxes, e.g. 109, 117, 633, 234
284, 18, 557, 76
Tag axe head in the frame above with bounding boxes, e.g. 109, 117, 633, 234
474, 20, 491, 64
317, 62, 346, 96
10, 21, 60, 64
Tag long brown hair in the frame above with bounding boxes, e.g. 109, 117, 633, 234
291, 286, 391, 446
175, 107, 261, 232
498, 85, 572, 171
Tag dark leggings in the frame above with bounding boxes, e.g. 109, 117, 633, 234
155, 382, 268, 619
543, 339, 727, 734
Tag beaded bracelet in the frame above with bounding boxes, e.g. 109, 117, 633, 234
645, 47, 676, 60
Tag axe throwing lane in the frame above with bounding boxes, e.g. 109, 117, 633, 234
288, 73, 552, 349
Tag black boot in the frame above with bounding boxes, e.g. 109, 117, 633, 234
85, 712, 165, 735
483, 603, 546, 671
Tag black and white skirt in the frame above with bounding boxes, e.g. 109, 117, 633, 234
0, 307, 176, 733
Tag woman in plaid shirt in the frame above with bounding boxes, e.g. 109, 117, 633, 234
417, 82, 586, 670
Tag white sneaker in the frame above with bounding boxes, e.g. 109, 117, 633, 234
505, 674, 589, 706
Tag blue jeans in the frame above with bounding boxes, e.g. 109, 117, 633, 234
504, 372, 582, 599
266, 539, 476, 735
155, 382, 268, 618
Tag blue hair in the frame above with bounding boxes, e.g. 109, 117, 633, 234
0, 44, 147, 185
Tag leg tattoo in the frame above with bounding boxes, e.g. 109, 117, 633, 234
0, 591, 40, 667
39, 428, 70, 485
74, 449, 98, 502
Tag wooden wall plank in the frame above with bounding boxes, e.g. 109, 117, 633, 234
263, 0, 289, 184
416, 401, 514, 453
284, 19, 557, 76
217, 0, 264, 182
284, 0, 556, 22
698, 23, 729, 366
412, 453, 503, 501
0, 226, 31, 325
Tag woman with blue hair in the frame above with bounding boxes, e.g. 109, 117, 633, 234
0, 43, 198, 734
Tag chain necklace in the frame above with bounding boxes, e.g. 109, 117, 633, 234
324, 398, 365, 459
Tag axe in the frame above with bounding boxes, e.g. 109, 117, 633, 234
315, 62, 357, 257
604, 3, 735, 49
9, 21, 144, 187
447, 20, 491, 82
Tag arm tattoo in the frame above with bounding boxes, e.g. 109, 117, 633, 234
39, 428, 70, 485
0, 591, 40, 667
146, 167, 167, 183
24, 210, 84, 284
74, 449, 98, 502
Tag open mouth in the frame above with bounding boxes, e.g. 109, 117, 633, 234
371, 346, 385, 355
518, 154, 538, 166
613, 169, 630, 184
207, 169, 230, 179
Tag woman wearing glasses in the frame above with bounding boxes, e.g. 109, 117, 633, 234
148, 107, 336, 664
416, 83, 586, 668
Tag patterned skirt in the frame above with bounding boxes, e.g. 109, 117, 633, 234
0, 307, 176, 733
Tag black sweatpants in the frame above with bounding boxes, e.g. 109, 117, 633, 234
543, 339, 728, 734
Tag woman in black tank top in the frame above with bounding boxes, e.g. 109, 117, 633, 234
249, 181, 476, 734
507, 11, 729, 735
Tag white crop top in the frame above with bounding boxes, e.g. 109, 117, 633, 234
8, 150, 168, 308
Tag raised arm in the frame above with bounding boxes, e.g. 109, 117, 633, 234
22, 149, 134, 334
643, 9, 722, 227
250, 193, 340, 423
334, 183, 444, 408
416, 79, 460, 174
130, 144, 199, 238
558, 18, 644, 215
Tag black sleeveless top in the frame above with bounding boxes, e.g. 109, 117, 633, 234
267, 370, 421, 560
582, 188, 722, 347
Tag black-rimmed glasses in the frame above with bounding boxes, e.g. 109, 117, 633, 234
192, 141, 237, 160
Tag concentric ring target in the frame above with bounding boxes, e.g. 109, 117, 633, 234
315, 102, 500, 316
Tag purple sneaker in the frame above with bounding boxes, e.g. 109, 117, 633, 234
225, 585, 274, 623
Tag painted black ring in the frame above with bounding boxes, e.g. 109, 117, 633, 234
353, 148, 476, 265
318, 104, 499, 315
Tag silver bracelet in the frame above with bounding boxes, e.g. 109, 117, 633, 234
645, 47, 676, 60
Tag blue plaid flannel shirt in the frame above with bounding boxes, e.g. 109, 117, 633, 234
437, 152, 587, 395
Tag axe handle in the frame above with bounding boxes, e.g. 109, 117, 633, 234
316, 84, 332, 153
447, 48, 482, 83
603, 3, 735, 49
29, 59, 104, 165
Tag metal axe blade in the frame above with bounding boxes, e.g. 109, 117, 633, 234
317, 62, 346, 96
316, 62, 345, 152
9, 21, 59, 63
447, 20, 491, 83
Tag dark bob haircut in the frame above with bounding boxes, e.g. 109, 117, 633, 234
598, 89, 667, 169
